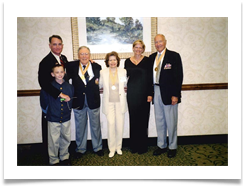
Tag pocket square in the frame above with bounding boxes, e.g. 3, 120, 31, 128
164, 63, 172, 69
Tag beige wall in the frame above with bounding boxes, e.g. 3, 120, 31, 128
17, 17, 74, 90
158, 17, 228, 84
17, 17, 228, 144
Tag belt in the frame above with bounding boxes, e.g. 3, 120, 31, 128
154, 83, 160, 86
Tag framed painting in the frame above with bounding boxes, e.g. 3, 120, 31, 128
71, 17, 157, 60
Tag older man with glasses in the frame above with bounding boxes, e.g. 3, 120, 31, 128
66, 46, 104, 158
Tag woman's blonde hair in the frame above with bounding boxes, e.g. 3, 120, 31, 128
132, 39, 145, 53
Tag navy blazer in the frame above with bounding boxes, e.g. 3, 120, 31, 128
38, 52, 68, 98
66, 60, 101, 110
149, 49, 183, 105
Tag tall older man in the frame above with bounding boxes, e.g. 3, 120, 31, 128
149, 34, 183, 158
66, 46, 104, 157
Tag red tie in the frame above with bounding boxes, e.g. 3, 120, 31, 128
60, 56, 65, 68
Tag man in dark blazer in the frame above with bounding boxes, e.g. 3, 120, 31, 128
149, 34, 183, 158
38, 35, 70, 98
38, 35, 70, 164
66, 46, 104, 157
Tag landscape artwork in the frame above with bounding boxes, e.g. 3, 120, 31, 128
86, 17, 143, 45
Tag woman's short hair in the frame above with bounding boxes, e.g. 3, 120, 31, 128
133, 39, 145, 53
104, 51, 120, 67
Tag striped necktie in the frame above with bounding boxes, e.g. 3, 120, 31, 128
60, 56, 65, 68
83, 65, 89, 83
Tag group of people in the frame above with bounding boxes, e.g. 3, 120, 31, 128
38, 34, 183, 165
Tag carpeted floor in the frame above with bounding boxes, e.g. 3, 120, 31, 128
17, 143, 228, 166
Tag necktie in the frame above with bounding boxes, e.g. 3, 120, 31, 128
158, 53, 161, 59
83, 65, 89, 83
60, 56, 65, 68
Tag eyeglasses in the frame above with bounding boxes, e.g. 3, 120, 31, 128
80, 53, 90, 56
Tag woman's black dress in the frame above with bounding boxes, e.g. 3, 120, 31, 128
124, 56, 153, 154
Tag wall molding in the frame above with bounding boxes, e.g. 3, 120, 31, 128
181, 83, 228, 91
17, 83, 228, 97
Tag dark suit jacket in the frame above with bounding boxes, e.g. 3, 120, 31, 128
38, 52, 68, 98
66, 60, 101, 110
149, 49, 183, 105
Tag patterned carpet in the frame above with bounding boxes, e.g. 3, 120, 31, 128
17, 143, 228, 166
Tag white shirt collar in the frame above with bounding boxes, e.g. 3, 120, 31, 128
158, 48, 166, 55
51, 51, 61, 63
79, 61, 94, 84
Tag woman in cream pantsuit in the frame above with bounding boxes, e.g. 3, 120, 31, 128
99, 51, 128, 158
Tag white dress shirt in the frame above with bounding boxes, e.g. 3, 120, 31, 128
51, 51, 61, 64
153, 49, 166, 84
78, 62, 94, 85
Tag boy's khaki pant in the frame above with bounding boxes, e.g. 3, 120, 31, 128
48, 120, 71, 165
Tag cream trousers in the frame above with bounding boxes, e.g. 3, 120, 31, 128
106, 102, 125, 153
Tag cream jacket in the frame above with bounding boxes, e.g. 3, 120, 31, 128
99, 68, 128, 115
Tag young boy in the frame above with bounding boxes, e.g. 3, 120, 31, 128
43, 64, 74, 165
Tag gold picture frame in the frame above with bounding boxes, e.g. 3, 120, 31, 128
71, 17, 157, 60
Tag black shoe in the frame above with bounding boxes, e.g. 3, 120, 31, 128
95, 150, 104, 156
60, 159, 71, 166
50, 162, 60, 166
75, 152, 85, 159
153, 147, 168, 156
167, 149, 177, 158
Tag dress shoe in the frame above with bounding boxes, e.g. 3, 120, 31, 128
167, 149, 177, 158
50, 162, 60, 166
117, 150, 122, 155
60, 159, 71, 166
153, 147, 168, 156
109, 152, 115, 158
95, 150, 104, 156
75, 152, 85, 159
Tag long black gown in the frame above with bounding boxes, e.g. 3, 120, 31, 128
124, 56, 153, 154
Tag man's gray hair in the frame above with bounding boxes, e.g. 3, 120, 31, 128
78, 46, 91, 53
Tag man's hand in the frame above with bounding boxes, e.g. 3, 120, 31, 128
171, 96, 178, 105
59, 93, 71, 102
147, 96, 152, 102
90, 59, 95, 63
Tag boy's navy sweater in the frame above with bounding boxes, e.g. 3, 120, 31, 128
46, 80, 74, 123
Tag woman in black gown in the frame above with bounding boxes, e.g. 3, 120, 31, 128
124, 40, 153, 154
